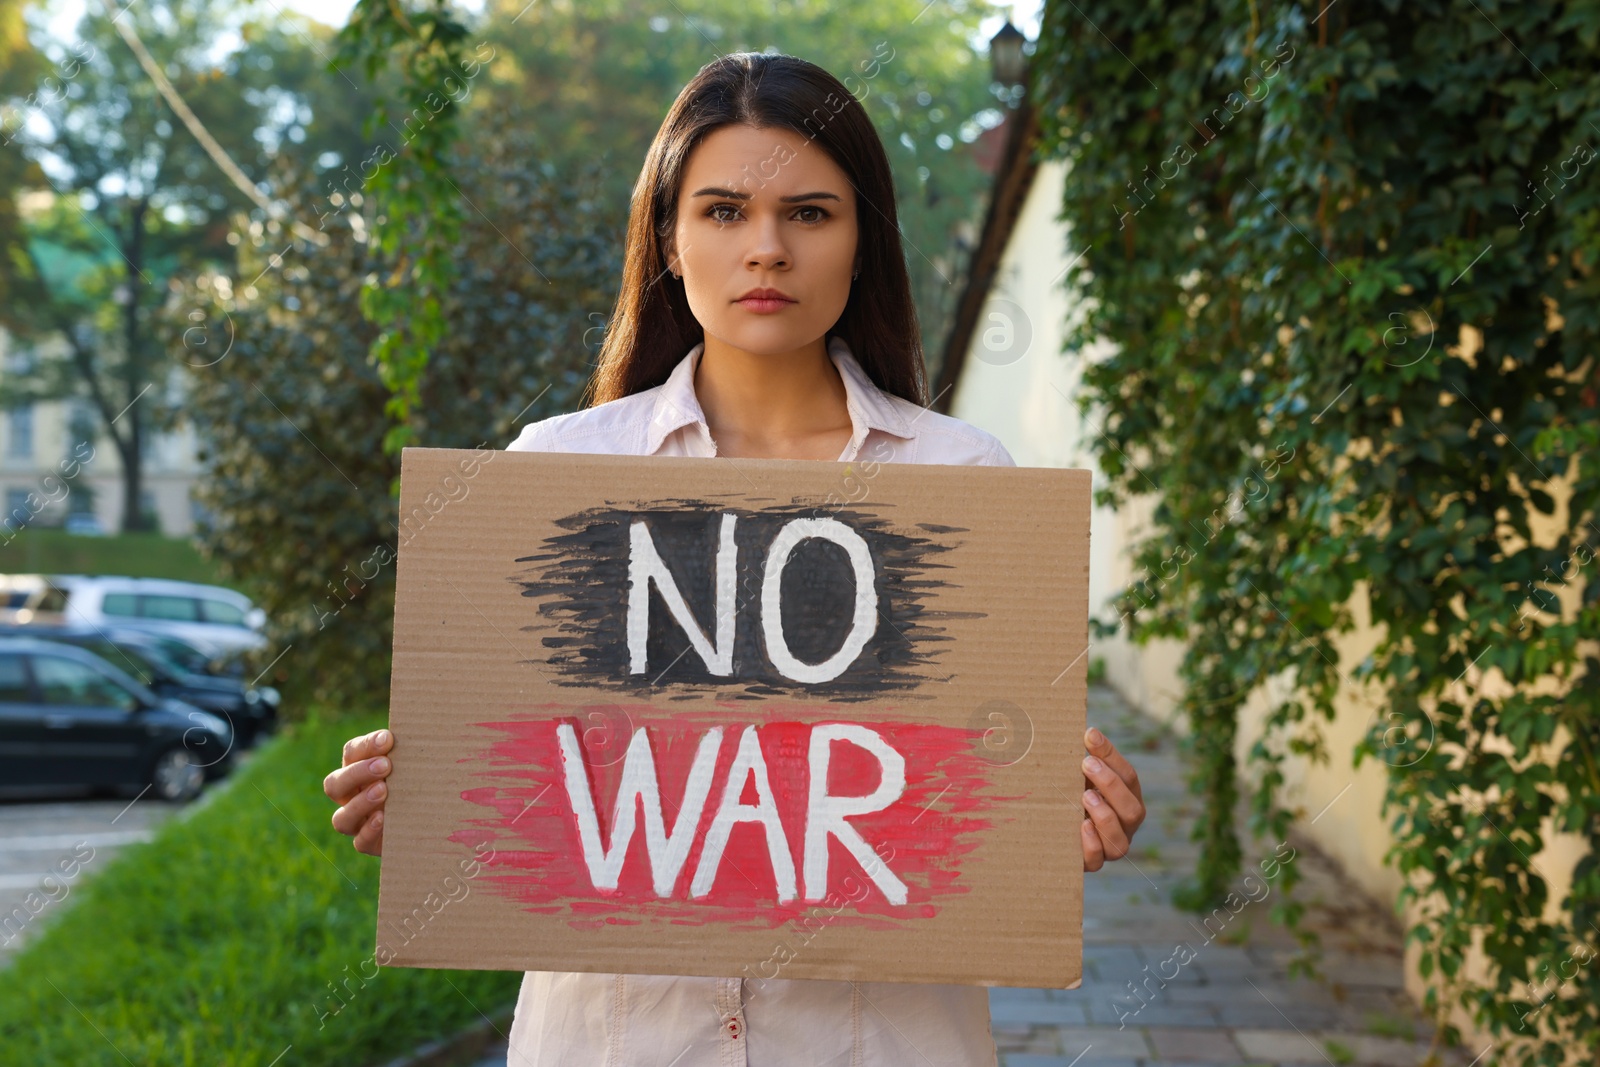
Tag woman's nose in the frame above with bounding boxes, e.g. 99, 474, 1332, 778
745, 215, 789, 270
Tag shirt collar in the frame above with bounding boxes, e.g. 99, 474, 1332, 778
645, 335, 916, 456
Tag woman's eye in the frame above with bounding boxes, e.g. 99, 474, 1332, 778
706, 204, 830, 223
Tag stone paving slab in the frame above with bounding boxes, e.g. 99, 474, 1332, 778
992, 999, 1093, 1026
1003, 1058, 1141, 1067
988, 685, 1470, 1067
1081, 1002, 1218, 1028
1146, 1027, 1243, 1060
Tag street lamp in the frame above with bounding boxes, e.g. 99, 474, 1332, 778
989, 20, 1027, 90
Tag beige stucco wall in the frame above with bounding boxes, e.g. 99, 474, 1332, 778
947, 157, 1590, 1046
944, 160, 1190, 731
947, 157, 1191, 734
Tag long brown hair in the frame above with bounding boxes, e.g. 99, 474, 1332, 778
582, 52, 928, 408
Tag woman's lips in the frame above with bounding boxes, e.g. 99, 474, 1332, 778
736, 296, 796, 314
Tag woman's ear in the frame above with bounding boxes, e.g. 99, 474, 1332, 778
662, 238, 680, 280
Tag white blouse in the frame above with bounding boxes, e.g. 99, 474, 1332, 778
503, 335, 1015, 1066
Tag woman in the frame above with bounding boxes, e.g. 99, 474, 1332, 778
324, 51, 1145, 1066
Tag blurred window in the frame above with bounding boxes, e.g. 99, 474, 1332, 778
151, 637, 208, 674
4, 489, 28, 524
32, 655, 139, 711
84, 641, 157, 686
102, 593, 138, 617
199, 599, 246, 626
0, 653, 31, 702
141, 596, 199, 621
7, 405, 33, 460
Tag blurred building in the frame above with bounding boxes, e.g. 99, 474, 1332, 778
0, 323, 202, 536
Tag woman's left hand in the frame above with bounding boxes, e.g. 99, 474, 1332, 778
1081, 725, 1145, 871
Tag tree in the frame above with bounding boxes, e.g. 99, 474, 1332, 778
1032, 0, 1600, 1058
0, 0, 46, 313
0, 0, 381, 530
167, 118, 620, 709
473, 0, 1011, 384
332, 0, 474, 457
326, 0, 1009, 461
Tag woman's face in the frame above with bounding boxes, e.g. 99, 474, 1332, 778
666, 123, 859, 357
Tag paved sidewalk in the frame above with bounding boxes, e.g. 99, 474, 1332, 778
466, 684, 1470, 1067
0, 792, 172, 967
0, 748, 257, 968
989, 684, 1471, 1067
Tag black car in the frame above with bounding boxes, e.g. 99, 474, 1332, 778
0, 624, 279, 746
0, 637, 233, 801
141, 631, 249, 680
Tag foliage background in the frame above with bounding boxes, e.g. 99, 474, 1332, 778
0, 0, 383, 530
6, 0, 1597, 1056
160, 0, 1020, 708
1031, 0, 1600, 1058
166, 119, 617, 710
473, 0, 1014, 382
4, 0, 1014, 1032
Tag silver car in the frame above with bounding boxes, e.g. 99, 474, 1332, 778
52, 576, 267, 658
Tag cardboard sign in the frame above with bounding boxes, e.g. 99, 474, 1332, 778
377, 447, 1089, 988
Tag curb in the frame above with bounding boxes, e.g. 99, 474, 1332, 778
374, 1005, 516, 1067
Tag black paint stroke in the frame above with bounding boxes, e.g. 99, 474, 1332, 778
508, 497, 982, 701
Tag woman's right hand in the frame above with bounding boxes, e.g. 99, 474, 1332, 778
325, 728, 393, 856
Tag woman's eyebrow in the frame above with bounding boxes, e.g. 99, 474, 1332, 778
691, 187, 844, 203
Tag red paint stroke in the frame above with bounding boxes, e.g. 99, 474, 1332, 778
450, 701, 1010, 931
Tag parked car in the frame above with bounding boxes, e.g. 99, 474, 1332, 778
52, 576, 267, 658
0, 574, 69, 624
137, 631, 250, 680
0, 625, 279, 746
0, 637, 233, 801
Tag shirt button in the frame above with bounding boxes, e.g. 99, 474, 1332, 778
724, 1015, 742, 1040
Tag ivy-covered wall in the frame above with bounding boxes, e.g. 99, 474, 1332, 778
1026, 0, 1600, 1059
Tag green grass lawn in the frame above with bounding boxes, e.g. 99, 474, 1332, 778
0, 529, 230, 587
0, 711, 521, 1066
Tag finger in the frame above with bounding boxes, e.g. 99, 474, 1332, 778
342, 729, 393, 768
1085, 788, 1131, 860
1085, 726, 1141, 801
1081, 816, 1104, 872
352, 809, 384, 857
324, 754, 391, 807
331, 779, 387, 838
1082, 752, 1146, 835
